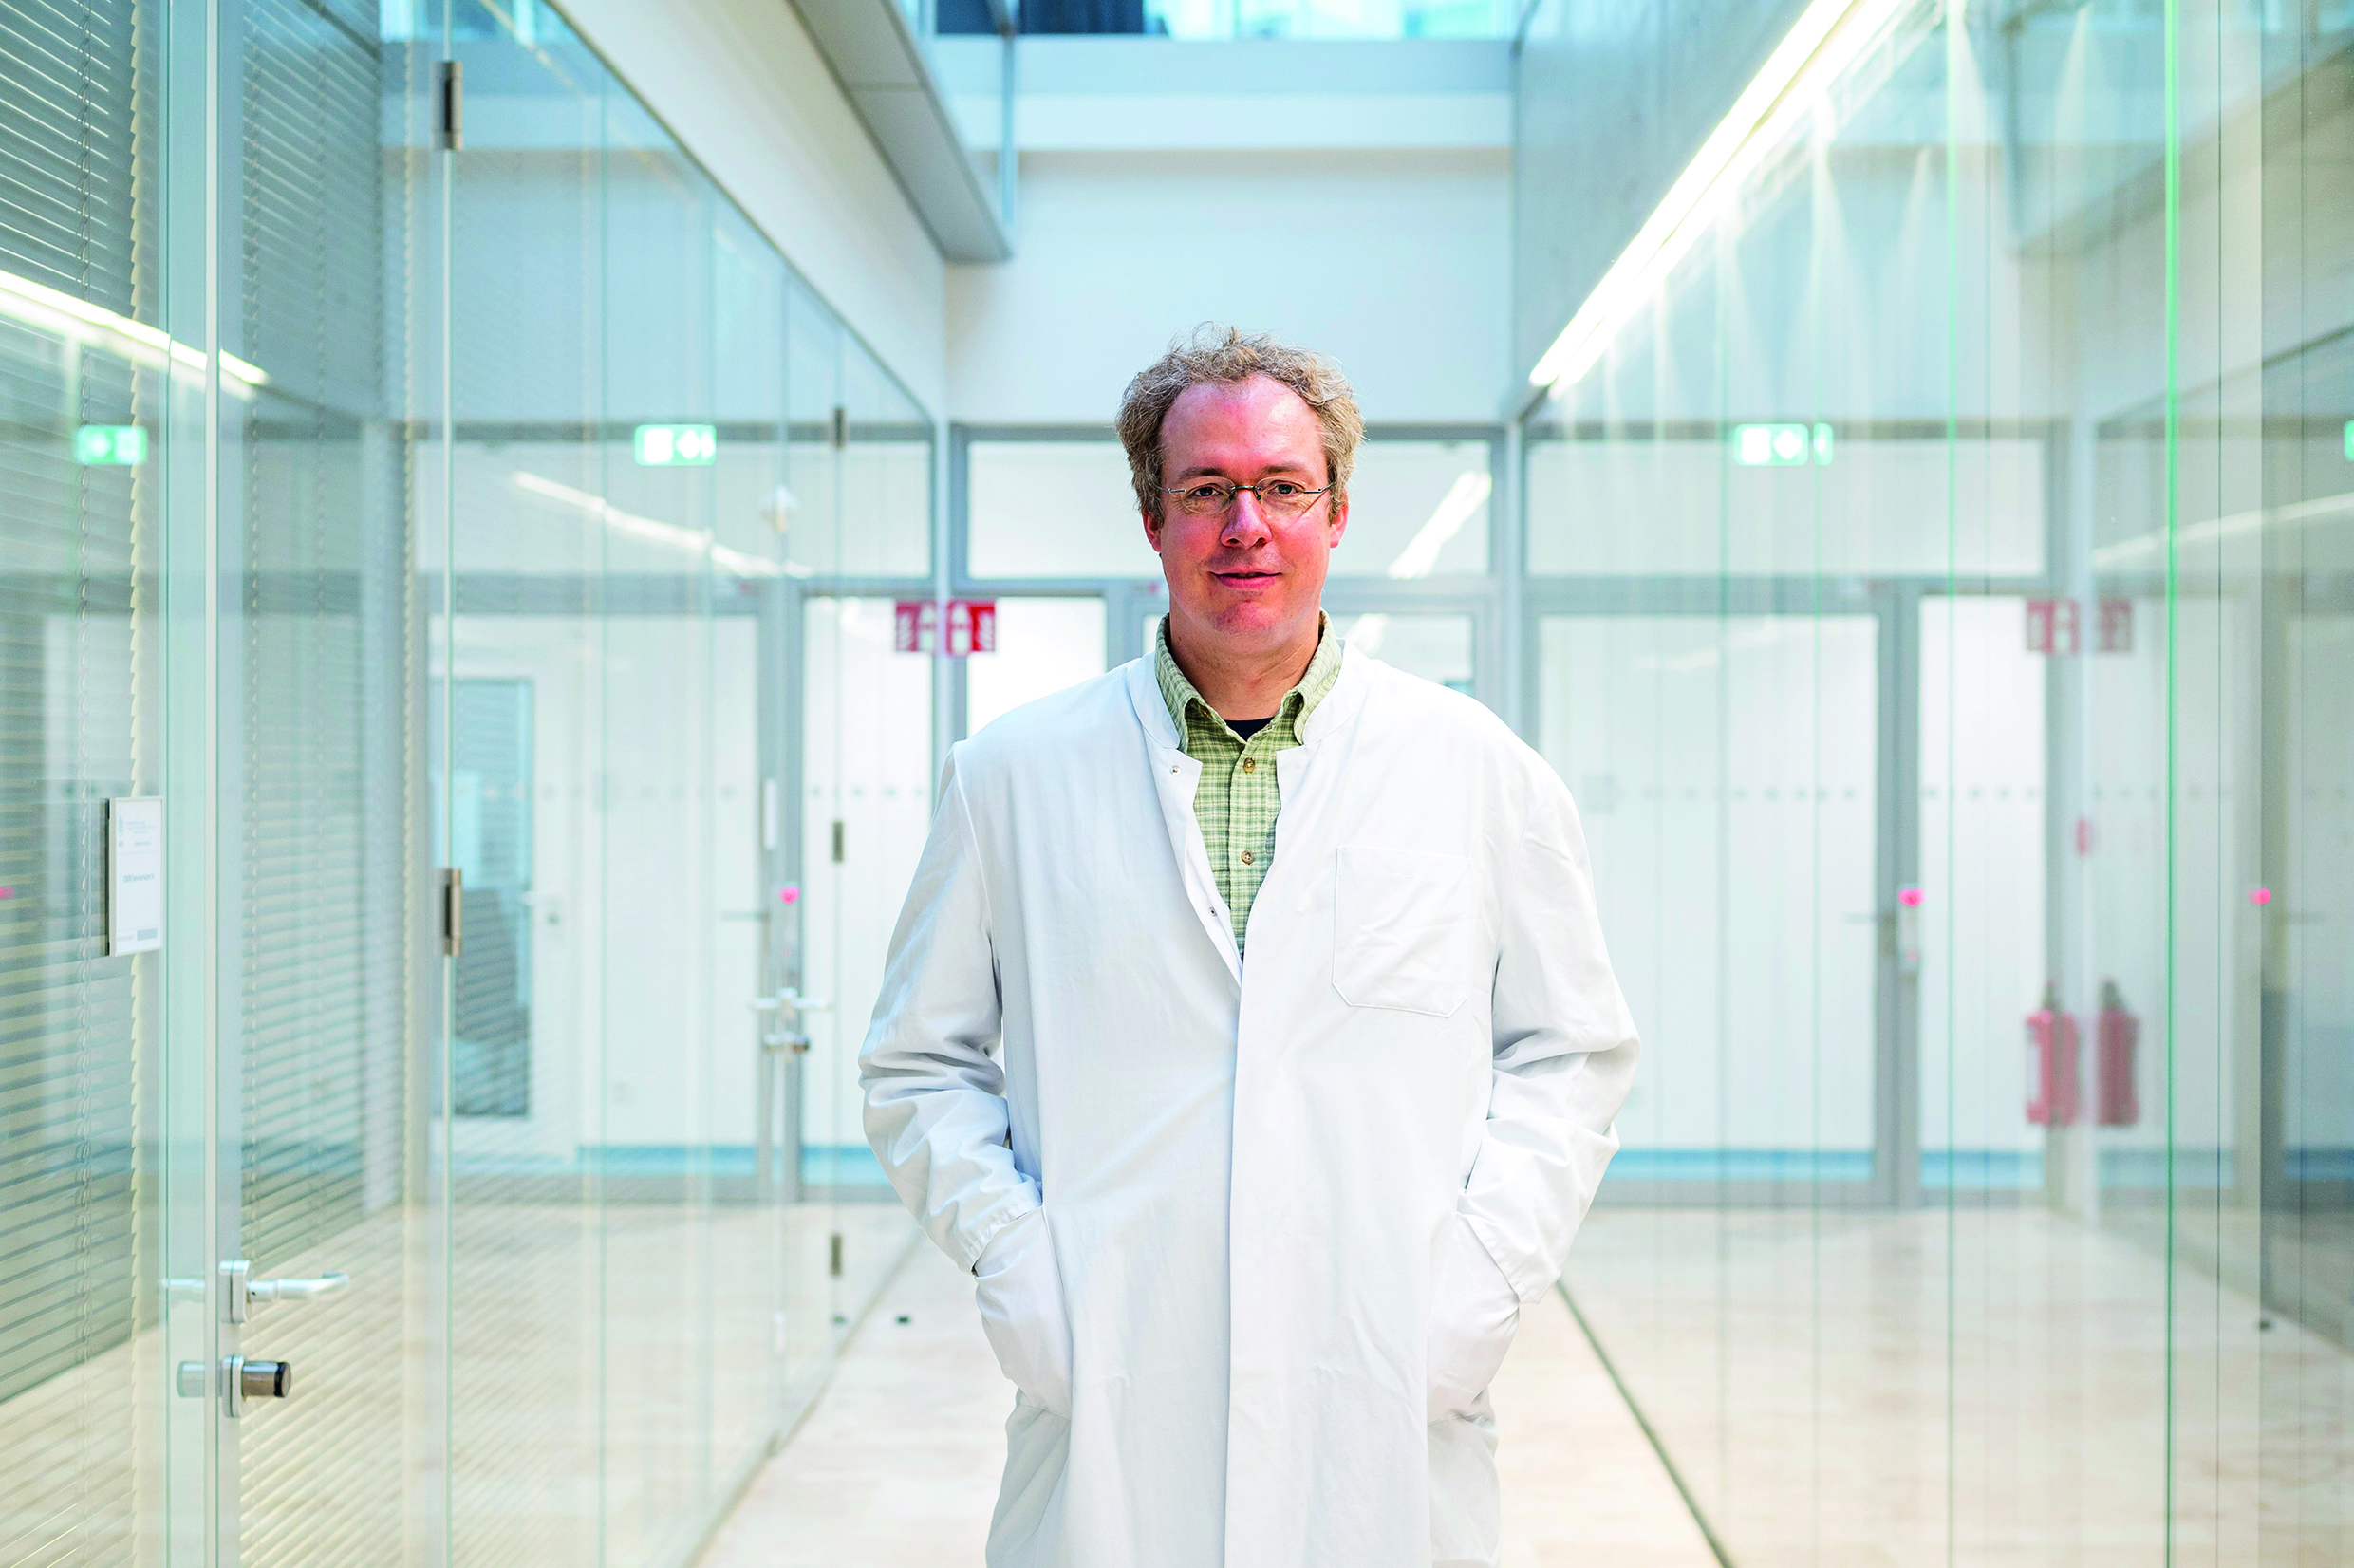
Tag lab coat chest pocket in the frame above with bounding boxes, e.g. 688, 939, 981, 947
1331, 845, 1474, 1017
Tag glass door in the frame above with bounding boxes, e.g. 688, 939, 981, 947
781, 287, 846, 1385
796, 338, 935, 1343
1915, 594, 2053, 1198
222, 1, 427, 1562
1535, 609, 1884, 1198
435, 5, 609, 1564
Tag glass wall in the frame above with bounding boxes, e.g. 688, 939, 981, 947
1518, 0, 2353, 1559
0, 2, 931, 1563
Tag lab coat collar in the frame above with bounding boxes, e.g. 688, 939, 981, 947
1125, 659, 1242, 982
1123, 623, 1373, 751
1299, 641, 1370, 747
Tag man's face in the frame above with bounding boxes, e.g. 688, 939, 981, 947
1143, 374, 1348, 656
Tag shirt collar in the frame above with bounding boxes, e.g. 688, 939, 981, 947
1154, 611, 1343, 741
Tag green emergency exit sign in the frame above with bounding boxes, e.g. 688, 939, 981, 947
1731, 422, 1834, 467
73, 424, 147, 465
2343, 420, 2352, 460
633, 423, 717, 466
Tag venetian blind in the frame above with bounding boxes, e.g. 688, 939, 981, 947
0, 3, 153, 1565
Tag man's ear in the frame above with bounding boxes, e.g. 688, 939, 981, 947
1142, 506, 1164, 552
1326, 491, 1349, 548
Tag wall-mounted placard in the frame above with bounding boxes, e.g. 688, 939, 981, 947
105, 798, 163, 956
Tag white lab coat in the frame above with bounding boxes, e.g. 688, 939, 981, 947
860, 645, 1638, 1568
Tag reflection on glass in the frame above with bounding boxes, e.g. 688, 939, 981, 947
1335, 612, 1474, 692
1331, 440, 1491, 579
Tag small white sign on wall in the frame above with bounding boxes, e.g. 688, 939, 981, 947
105, 798, 163, 956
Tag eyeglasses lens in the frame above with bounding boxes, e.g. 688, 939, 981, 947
1176, 483, 1316, 517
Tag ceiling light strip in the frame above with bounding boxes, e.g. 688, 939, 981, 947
1525, 0, 1905, 393
0, 267, 269, 387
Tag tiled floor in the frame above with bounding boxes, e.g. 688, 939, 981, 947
699, 1239, 1717, 1566
1568, 1206, 2354, 1566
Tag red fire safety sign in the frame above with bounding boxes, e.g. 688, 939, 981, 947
894, 598, 997, 657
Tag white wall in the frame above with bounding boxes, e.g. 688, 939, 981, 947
946, 147, 1511, 424
560, 0, 950, 413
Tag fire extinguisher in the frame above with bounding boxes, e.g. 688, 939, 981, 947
2026, 980, 2081, 1127
2096, 979, 2139, 1127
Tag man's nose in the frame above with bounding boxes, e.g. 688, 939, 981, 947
1220, 494, 1272, 545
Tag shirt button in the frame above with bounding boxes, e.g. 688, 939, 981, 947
1242, 758, 1256, 772
1241, 850, 1255, 865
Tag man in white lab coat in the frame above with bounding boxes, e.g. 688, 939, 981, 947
860, 326, 1638, 1568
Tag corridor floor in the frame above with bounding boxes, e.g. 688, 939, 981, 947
701, 1235, 1716, 1566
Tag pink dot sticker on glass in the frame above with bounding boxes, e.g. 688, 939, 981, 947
2250, 887, 2271, 905
779, 886, 800, 905
1898, 887, 1924, 908
0, 887, 12, 899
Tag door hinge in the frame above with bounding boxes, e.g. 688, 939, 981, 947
829, 1232, 844, 1278
437, 60, 464, 152
830, 404, 846, 450
831, 819, 844, 864
441, 867, 464, 957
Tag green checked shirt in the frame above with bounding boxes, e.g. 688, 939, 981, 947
1153, 613, 1346, 952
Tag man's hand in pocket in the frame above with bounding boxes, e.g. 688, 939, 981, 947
973, 1206, 1073, 1418
1426, 1216, 1522, 1425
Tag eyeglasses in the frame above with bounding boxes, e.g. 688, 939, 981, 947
1160, 477, 1334, 518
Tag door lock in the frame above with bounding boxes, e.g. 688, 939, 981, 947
179, 1355, 298, 1416
224, 1354, 295, 1417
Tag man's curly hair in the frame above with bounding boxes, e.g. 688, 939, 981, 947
1114, 324, 1364, 516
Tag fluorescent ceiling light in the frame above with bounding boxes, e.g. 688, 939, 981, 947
1525, 0, 1908, 394
1345, 612, 1391, 655
1386, 471, 1491, 579
511, 470, 796, 579
0, 267, 268, 390
1344, 469, 1494, 657
2091, 490, 2354, 569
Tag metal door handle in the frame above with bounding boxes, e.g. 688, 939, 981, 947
248, 1272, 349, 1304
221, 1260, 349, 1322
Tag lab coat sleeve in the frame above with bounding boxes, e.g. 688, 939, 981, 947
860, 752, 1038, 1273
1459, 772, 1640, 1304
